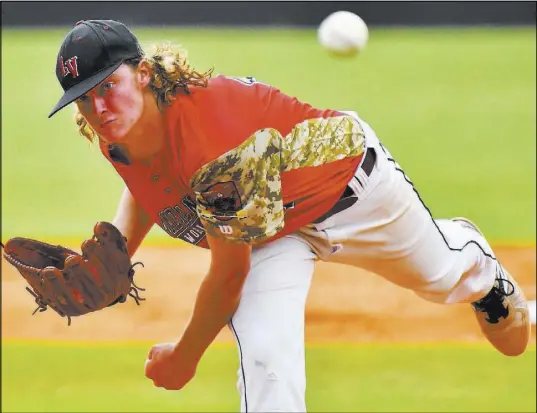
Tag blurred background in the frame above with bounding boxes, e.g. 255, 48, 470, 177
2, 1, 536, 27
2, 2, 536, 412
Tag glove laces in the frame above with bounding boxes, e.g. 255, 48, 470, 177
128, 261, 146, 305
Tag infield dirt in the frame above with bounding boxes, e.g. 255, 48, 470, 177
2, 246, 535, 344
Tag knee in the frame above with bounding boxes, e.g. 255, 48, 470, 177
415, 257, 494, 304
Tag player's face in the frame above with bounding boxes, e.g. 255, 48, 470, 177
75, 64, 148, 143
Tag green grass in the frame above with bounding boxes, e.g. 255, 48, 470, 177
2, 341, 535, 412
1, 27, 535, 243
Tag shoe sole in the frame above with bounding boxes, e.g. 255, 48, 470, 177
452, 217, 531, 356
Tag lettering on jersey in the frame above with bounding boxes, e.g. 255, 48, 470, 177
158, 195, 206, 245
181, 195, 197, 214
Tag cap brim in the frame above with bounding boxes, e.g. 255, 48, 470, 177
48, 60, 124, 118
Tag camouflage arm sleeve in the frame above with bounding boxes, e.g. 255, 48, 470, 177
189, 115, 366, 244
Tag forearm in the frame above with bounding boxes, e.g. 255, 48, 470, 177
112, 186, 154, 257
179, 268, 245, 360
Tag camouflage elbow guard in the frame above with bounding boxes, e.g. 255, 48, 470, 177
190, 115, 365, 244
192, 128, 286, 244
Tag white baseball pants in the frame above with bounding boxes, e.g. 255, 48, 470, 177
228, 113, 498, 412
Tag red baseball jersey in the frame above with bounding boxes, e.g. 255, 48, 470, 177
100, 75, 366, 248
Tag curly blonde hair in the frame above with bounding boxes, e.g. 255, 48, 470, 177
75, 43, 214, 143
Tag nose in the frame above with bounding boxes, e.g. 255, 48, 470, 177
92, 96, 107, 115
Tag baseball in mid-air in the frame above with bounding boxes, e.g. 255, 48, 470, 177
318, 11, 369, 57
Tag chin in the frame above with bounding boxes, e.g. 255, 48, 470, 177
99, 130, 129, 144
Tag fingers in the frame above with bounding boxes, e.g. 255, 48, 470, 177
144, 344, 176, 389
144, 362, 164, 388
144, 349, 160, 388
144, 344, 159, 377
147, 345, 156, 360
144, 358, 156, 381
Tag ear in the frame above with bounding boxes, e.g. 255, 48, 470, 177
136, 60, 152, 88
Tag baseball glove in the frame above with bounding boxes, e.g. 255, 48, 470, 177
1, 221, 145, 326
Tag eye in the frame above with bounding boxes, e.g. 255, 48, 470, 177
76, 95, 89, 103
102, 81, 115, 92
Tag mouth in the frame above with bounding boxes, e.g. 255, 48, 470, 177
100, 119, 116, 128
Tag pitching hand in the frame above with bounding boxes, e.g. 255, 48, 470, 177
144, 342, 198, 390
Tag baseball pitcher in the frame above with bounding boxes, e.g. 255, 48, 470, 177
2, 20, 530, 412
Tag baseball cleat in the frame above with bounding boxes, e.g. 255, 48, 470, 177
453, 217, 531, 356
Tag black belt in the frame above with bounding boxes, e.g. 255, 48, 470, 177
312, 147, 377, 224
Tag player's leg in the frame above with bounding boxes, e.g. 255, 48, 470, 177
299, 113, 530, 356
228, 235, 316, 412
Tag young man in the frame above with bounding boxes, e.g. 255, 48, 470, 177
49, 20, 530, 412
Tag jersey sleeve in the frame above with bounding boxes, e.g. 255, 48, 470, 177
189, 114, 366, 244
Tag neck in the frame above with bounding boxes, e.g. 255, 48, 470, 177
124, 102, 167, 164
